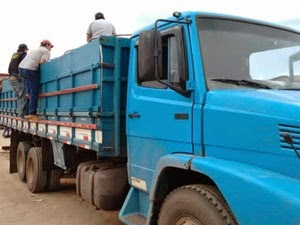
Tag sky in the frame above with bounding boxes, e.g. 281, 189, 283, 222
1, 0, 300, 73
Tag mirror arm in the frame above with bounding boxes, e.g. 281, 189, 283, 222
153, 18, 191, 97
154, 18, 191, 81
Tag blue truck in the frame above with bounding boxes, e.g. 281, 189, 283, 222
0, 11, 300, 225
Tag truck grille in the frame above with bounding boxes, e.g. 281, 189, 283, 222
278, 124, 300, 150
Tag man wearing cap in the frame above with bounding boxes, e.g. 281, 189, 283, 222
8, 43, 29, 118
86, 12, 116, 42
19, 40, 54, 121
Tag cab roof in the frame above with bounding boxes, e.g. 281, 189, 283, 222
132, 11, 299, 38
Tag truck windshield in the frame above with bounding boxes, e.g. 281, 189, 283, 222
197, 17, 300, 90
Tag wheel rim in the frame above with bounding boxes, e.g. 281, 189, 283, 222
174, 215, 203, 225
17, 151, 24, 173
27, 157, 34, 185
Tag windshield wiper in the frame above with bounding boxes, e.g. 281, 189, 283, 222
211, 78, 271, 89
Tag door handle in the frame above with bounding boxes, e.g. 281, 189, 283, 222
174, 113, 189, 120
128, 112, 140, 119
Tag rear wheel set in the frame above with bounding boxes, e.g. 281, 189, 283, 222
23, 147, 62, 193
46, 169, 63, 191
26, 147, 47, 192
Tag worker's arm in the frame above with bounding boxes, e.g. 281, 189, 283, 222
39, 58, 47, 64
39, 52, 50, 64
87, 33, 92, 42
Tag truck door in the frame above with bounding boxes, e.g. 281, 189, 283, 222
126, 25, 193, 192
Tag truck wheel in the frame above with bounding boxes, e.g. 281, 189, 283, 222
16, 142, 31, 182
158, 184, 237, 225
26, 147, 47, 193
46, 169, 63, 191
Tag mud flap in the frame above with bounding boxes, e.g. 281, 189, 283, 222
9, 129, 19, 173
51, 141, 66, 170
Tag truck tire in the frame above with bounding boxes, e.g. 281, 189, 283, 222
158, 184, 237, 225
26, 147, 47, 193
16, 142, 31, 182
46, 169, 63, 191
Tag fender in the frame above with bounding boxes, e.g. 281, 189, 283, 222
149, 154, 300, 225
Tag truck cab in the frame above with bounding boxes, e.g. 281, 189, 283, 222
121, 11, 300, 225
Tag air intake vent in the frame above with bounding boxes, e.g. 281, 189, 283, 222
278, 124, 300, 150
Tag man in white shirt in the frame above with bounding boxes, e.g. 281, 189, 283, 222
86, 12, 116, 42
19, 40, 53, 120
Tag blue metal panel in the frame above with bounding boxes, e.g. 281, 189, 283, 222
204, 90, 300, 179
0, 36, 130, 157
126, 22, 194, 211
58, 77, 72, 110
0, 80, 17, 114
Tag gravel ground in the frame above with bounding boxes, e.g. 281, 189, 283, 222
0, 129, 123, 225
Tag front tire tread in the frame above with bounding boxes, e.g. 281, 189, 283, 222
158, 184, 237, 225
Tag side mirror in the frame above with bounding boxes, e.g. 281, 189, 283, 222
138, 30, 162, 83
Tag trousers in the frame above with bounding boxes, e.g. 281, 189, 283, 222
9, 75, 27, 117
18, 68, 39, 115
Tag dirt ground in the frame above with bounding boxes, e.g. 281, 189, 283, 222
0, 130, 123, 225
